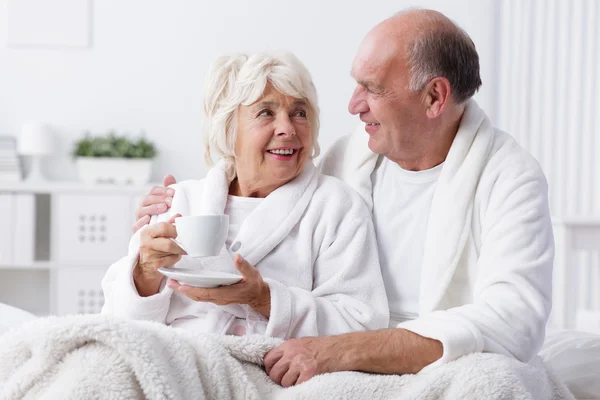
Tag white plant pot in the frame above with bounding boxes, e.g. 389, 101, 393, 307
76, 157, 153, 185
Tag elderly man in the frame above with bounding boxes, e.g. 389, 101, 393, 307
134, 9, 553, 387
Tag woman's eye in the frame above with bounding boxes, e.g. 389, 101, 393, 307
258, 109, 273, 117
293, 109, 307, 118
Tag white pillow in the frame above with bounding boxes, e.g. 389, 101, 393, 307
0, 303, 37, 336
539, 329, 600, 400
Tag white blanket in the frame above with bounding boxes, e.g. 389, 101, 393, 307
0, 315, 574, 400
0, 303, 36, 336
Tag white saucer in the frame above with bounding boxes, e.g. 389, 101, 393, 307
158, 267, 242, 288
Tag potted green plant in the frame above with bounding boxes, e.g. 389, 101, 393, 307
73, 131, 157, 184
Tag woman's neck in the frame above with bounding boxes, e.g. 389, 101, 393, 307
229, 178, 277, 198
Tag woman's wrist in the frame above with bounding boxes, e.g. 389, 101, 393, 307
250, 283, 271, 318
133, 259, 163, 297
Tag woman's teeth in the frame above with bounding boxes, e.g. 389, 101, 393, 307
268, 149, 295, 155
366, 123, 380, 126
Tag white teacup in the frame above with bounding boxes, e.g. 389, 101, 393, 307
171, 215, 229, 257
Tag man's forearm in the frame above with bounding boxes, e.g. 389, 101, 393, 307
334, 328, 443, 375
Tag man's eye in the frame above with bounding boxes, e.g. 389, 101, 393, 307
366, 85, 383, 95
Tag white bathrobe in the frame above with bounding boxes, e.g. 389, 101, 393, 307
101, 162, 389, 339
319, 99, 554, 370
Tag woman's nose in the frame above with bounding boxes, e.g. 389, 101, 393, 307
275, 115, 296, 137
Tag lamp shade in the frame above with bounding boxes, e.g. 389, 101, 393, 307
18, 121, 54, 156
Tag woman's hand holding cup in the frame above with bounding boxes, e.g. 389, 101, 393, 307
134, 213, 187, 296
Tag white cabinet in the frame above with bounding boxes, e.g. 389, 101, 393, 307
0, 181, 153, 316
54, 194, 132, 263
0, 194, 14, 265
54, 267, 108, 315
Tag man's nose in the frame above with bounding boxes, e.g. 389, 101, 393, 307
348, 86, 369, 115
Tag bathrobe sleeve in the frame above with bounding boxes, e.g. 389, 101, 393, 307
398, 159, 554, 371
101, 184, 185, 323
262, 186, 390, 339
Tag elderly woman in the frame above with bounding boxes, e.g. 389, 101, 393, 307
101, 52, 389, 339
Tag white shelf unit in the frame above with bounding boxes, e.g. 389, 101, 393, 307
0, 181, 154, 316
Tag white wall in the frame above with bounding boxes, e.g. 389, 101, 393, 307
496, 0, 600, 218
0, 0, 497, 181
496, 0, 600, 330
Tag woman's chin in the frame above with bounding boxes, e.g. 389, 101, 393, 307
269, 167, 302, 185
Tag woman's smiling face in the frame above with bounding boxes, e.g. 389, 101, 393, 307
232, 86, 313, 197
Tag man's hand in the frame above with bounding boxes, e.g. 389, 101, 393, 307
263, 329, 443, 387
263, 336, 341, 387
133, 174, 177, 232
168, 254, 272, 317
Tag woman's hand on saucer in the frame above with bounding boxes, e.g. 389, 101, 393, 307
168, 254, 271, 318
134, 213, 187, 296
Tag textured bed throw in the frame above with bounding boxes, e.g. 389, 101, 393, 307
0, 315, 573, 400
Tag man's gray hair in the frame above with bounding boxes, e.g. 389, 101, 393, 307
405, 14, 482, 104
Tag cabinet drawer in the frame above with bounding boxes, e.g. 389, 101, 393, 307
54, 194, 132, 263
54, 266, 107, 315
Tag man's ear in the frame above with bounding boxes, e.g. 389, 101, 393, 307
424, 77, 451, 118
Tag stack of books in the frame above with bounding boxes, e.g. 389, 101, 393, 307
0, 136, 22, 181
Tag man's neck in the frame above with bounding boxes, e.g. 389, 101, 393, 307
387, 109, 464, 171
391, 152, 448, 172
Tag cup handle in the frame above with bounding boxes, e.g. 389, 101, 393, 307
170, 237, 187, 253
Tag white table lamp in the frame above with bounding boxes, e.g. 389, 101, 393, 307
18, 121, 54, 181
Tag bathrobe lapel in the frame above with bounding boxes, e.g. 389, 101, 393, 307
199, 160, 320, 266
321, 100, 496, 314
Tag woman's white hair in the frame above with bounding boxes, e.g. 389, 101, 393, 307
202, 52, 320, 179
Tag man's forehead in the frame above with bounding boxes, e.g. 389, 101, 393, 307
353, 31, 400, 78
351, 47, 392, 85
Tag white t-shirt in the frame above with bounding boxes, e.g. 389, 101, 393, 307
224, 195, 263, 252
371, 157, 442, 325
223, 194, 263, 335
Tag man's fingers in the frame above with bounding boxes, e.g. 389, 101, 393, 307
264, 348, 283, 375
139, 194, 169, 207
267, 358, 290, 385
280, 368, 301, 388
135, 203, 168, 220
296, 370, 314, 386
149, 186, 168, 196
132, 215, 151, 233
163, 174, 177, 187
